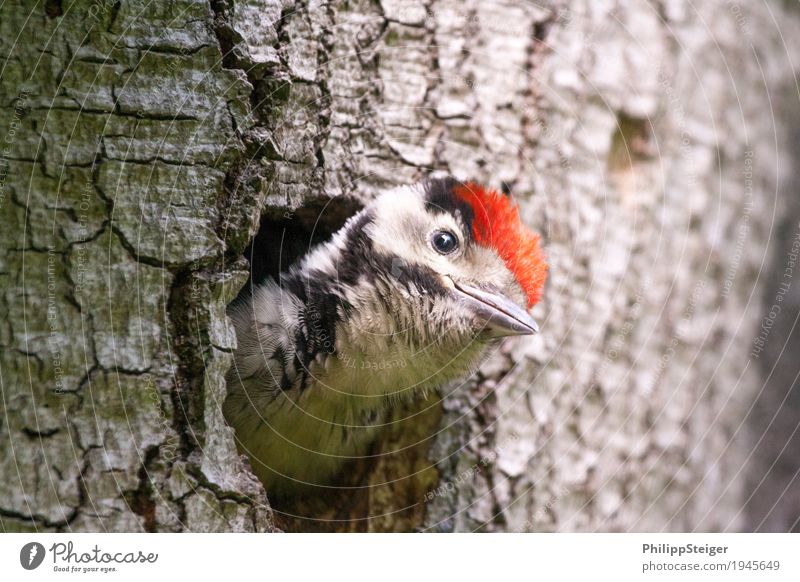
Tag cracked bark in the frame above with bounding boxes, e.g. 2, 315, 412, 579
1, 0, 273, 533
1, 0, 798, 532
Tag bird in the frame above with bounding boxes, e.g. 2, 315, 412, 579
223, 177, 548, 497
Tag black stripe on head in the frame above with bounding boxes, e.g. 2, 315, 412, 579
422, 177, 475, 243
335, 206, 448, 298
372, 253, 448, 298
335, 208, 377, 288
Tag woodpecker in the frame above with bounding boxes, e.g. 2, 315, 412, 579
224, 177, 547, 497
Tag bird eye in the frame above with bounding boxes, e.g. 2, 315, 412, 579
431, 230, 459, 254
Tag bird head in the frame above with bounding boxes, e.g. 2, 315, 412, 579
322, 177, 547, 350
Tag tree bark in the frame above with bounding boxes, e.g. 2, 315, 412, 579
1, 0, 798, 532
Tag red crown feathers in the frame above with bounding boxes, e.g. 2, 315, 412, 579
454, 182, 547, 308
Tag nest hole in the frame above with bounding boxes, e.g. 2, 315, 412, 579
240, 196, 363, 293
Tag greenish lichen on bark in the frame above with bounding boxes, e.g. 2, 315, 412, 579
0, 0, 273, 532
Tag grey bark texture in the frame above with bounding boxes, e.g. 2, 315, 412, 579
1, 0, 798, 532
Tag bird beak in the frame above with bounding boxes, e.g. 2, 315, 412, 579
445, 278, 540, 337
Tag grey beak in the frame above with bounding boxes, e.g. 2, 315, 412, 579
450, 280, 540, 337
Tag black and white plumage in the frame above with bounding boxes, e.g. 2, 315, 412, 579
224, 177, 546, 496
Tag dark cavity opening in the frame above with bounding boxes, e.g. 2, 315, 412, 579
239, 196, 363, 297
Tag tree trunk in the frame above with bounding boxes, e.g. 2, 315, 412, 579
1, 0, 798, 532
